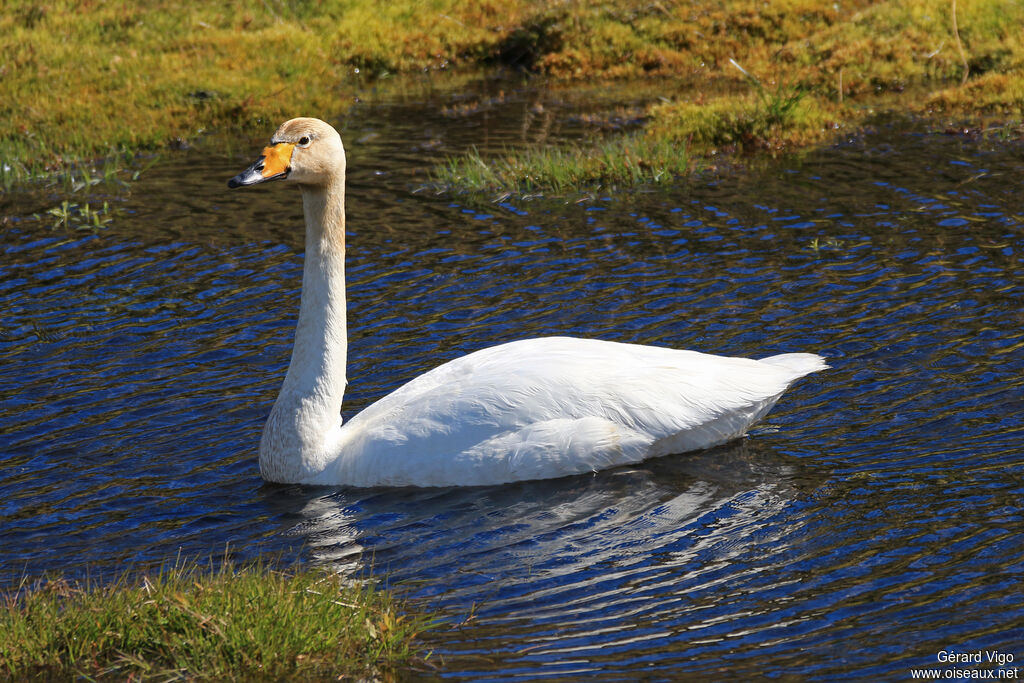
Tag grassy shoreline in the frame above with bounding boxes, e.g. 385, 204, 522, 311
0, 556, 431, 681
3, 0, 1023, 193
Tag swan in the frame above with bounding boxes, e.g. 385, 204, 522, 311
228, 117, 827, 488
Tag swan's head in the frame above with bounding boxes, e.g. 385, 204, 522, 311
228, 117, 346, 189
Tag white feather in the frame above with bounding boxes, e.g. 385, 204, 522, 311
323, 338, 825, 486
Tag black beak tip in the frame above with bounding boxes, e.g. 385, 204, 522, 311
228, 158, 267, 189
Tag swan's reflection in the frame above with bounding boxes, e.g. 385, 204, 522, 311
265, 439, 821, 611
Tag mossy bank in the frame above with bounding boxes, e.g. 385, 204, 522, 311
4, 0, 1023, 188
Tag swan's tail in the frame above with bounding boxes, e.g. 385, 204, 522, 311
758, 352, 829, 380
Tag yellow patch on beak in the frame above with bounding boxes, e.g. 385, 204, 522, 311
261, 142, 295, 179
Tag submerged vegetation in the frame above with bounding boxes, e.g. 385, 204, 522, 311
0, 557, 429, 681
3, 0, 1023, 190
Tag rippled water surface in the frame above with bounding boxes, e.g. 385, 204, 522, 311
2, 84, 1022, 680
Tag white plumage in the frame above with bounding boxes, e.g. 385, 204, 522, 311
229, 117, 827, 488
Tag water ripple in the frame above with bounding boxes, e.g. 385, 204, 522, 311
1, 102, 1022, 680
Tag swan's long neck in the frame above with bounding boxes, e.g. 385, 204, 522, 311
260, 176, 348, 482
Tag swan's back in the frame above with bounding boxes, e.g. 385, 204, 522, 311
324, 337, 826, 487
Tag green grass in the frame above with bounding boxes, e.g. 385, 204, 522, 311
434, 134, 693, 196
42, 199, 116, 231
647, 79, 833, 153
0, 556, 431, 681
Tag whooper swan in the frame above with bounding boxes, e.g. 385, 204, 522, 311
228, 117, 827, 487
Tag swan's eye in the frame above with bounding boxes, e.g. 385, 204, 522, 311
298, 136, 311, 147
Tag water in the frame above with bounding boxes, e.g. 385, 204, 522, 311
1, 83, 1022, 680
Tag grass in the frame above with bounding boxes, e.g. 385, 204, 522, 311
0, 0, 536, 174
435, 0, 1024, 195
435, 134, 693, 196
3, 0, 1024, 190
647, 76, 831, 152
43, 199, 116, 231
0, 556, 431, 681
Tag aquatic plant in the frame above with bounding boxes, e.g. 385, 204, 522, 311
0, 556, 429, 680
1, 148, 158, 197
435, 133, 694, 196
44, 200, 114, 231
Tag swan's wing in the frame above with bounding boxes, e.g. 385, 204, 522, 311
332, 337, 823, 486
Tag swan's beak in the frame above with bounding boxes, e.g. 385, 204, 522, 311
227, 142, 296, 188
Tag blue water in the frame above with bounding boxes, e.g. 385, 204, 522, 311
1, 88, 1022, 680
